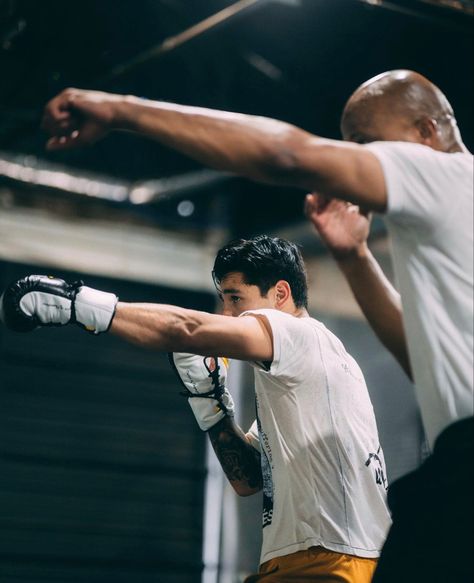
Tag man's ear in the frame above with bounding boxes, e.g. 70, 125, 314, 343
275, 280, 291, 308
415, 117, 439, 147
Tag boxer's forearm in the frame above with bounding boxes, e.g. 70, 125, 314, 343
110, 302, 273, 361
208, 417, 262, 496
111, 302, 223, 354
111, 302, 189, 350
337, 245, 412, 378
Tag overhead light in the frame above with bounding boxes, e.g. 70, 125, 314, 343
177, 200, 195, 217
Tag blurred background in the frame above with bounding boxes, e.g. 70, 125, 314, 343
0, 0, 472, 581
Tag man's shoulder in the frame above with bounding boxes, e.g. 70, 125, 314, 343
240, 309, 319, 327
240, 310, 323, 345
365, 141, 473, 167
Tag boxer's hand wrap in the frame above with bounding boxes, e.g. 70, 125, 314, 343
0, 275, 118, 335
169, 353, 235, 431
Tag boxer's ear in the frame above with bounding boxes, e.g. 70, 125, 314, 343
274, 280, 291, 308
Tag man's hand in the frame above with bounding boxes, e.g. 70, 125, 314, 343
169, 352, 235, 431
305, 193, 371, 261
0, 275, 118, 334
41, 88, 126, 151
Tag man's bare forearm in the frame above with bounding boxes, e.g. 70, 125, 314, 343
110, 302, 210, 352
337, 244, 412, 378
115, 96, 315, 184
208, 417, 262, 496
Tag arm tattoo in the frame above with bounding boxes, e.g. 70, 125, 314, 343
208, 417, 263, 491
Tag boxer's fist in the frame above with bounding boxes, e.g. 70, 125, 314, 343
0, 275, 77, 332
0, 275, 118, 334
169, 353, 235, 431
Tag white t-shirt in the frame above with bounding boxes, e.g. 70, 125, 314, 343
366, 142, 474, 448
241, 309, 391, 565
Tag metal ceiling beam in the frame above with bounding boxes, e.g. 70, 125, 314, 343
357, 0, 473, 26
0, 151, 231, 205
98, 0, 300, 86
419, 0, 473, 15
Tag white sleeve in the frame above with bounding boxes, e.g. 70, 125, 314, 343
240, 309, 318, 385
365, 141, 467, 229
246, 420, 260, 451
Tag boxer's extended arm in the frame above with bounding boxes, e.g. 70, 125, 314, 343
306, 194, 412, 378
111, 302, 273, 361
0, 276, 264, 494
0, 276, 273, 360
208, 417, 262, 496
42, 89, 387, 211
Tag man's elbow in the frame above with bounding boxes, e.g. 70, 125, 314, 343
231, 482, 261, 497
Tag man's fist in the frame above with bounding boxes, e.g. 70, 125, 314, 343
41, 88, 126, 151
0, 275, 118, 334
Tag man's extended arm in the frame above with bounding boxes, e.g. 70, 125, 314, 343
0, 276, 265, 495
0, 275, 272, 360
306, 194, 412, 378
111, 301, 273, 361
41, 89, 387, 211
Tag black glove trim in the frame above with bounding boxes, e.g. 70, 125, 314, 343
68, 280, 83, 326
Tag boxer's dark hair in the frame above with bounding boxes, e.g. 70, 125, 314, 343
213, 235, 308, 309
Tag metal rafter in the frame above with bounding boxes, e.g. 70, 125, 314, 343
358, 0, 473, 17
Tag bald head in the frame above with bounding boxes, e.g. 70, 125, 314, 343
341, 70, 464, 152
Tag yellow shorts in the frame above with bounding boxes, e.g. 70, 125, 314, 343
244, 546, 378, 583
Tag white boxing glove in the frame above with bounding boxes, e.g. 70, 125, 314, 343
169, 352, 235, 431
0, 275, 118, 335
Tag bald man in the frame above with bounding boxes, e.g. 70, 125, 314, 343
43, 70, 473, 582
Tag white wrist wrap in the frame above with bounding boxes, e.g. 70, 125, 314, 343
170, 352, 234, 431
75, 286, 118, 334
